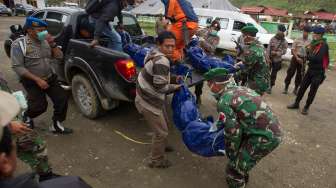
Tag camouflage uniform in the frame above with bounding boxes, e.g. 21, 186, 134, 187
233, 35, 248, 86
241, 40, 270, 95
0, 74, 51, 176
196, 28, 220, 55
194, 28, 220, 103
216, 84, 282, 188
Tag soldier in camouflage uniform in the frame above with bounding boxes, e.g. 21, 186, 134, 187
194, 20, 221, 105
204, 68, 282, 188
266, 24, 288, 94
238, 25, 270, 95
0, 74, 57, 181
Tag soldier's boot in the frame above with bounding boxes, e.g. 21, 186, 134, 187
287, 101, 300, 109
39, 171, 61, 182
282, 85, 289, 94
301, 105, 310, 115
147, 159, 172, 169
22, 111, 35, 129
50, 120, 73, 135
293, 87, 299, 95
196, 95, 202, 106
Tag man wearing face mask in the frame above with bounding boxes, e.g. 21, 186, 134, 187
11, 17, 73, 134
238, 25, 270, 95
287, 26, 329, 115
203, 68, 282, 188
193, 20, 221, 105
267, 24, 288, 94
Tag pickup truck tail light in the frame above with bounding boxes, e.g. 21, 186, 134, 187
114, 59, 136, 82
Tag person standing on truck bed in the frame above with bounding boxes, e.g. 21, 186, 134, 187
161, 0, 199, 62
194, 20, 221, 105
267, 24, 288, 94
10, 17, 73, 134
287, 26, 329, 115
283, 25, 311, 95
135, 31, 181, 168
85, 0, 129, 50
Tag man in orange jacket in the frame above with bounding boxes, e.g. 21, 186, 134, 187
161, 0, 198, 62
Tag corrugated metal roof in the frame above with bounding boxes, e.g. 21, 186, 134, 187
264, 7, 288, 17
241, 6, 288, 17
313, 11, 336, 21
240, 6, 264, 14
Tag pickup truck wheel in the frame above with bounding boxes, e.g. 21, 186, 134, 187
72, 74, 104, 119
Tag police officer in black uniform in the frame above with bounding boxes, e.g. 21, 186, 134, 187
287, 26, 329, 115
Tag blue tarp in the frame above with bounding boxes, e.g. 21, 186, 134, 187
186, 46, 237, 73
123, 43, 151, 67
172, 84, 225, 157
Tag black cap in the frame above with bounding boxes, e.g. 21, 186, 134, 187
278, 24, 286, 32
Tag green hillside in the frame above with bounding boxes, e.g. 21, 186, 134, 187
231, 0, 336, 13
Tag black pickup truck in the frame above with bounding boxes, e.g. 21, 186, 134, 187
4, 7, 146, 119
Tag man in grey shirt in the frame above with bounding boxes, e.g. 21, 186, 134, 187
11, 17, 73, 134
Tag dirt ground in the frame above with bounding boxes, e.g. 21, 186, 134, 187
0, 17, 335, 188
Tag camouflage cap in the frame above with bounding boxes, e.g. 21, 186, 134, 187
0, 91, 20, 139
241, 25, 258, 35
204, 68, 230, 82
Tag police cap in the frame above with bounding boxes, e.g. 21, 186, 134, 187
25, 17, 48, 28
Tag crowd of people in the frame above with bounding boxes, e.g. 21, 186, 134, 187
0, 0, 331, 188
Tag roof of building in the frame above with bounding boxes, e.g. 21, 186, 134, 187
240, 6, 264, 14
312, 11, 336, 21
241, 6, 288, 17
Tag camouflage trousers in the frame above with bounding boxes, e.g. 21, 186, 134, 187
247, 77, 270, 96
0, 75, 51, 175
16, 131, 51, 175
226, 135, 281, 188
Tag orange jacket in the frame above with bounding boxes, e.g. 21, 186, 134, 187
162, 0, 198, 23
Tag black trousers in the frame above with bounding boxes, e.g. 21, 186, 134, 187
295, 69, 325, 107
21, 74, 68, 122
195, 82, 204, 97
270, 61, 282, 87
284, 58, 305, 89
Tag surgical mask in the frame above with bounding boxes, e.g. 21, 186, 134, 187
37, 30, 48, 41
210, 30, 218, 36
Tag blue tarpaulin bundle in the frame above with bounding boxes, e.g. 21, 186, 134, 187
123, 43, 150, 67
172, 84, 225, 157
171, 85, 200, 131
170, 64, 192, 77
186, 46, 237, 73
183, 120, 225, 157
